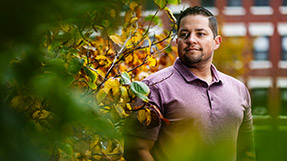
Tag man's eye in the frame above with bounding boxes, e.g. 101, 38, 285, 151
180, 33, 189, 38
198, 33, 205, 36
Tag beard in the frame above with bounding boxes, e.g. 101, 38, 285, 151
180, 51, 205, 68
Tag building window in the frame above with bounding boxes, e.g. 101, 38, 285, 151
227, 0, 242, 6
201, 0, 215, 7
253, 36, 269, 61
283, 0, 287, 6
282, 36, 287, 60
254, 0, 269, 6
281, 88, 287, 115
251, 88, 268, 115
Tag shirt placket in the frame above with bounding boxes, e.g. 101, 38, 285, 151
206, 86, 213, 109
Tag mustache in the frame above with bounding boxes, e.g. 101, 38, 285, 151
184, 46, 203, 51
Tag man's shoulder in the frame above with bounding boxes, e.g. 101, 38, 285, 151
143, 66, 176, 86
218, 71, 246, 89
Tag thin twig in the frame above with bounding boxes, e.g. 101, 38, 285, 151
97, 21, 139, 90
86, 66, 107, 81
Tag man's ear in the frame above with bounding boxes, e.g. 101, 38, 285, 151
214, 35, 222, 50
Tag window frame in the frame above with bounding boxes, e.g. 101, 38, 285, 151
251, 88, 269, 116
281, 36, 287, 61
201, 0, 215, 7
227, 0, 242, 6
254, 0, 270, 6
253, 36, 270, 61
280, 88, 287, 115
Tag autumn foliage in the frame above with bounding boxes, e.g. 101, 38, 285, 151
2, 0, 179, 160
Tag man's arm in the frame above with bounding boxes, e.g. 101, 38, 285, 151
237, 131, 256, 161
237, 86, 256, 161
124, 135, 155, 161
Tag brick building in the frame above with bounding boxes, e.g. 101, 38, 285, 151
144, 0, 287, 159
145, 0, 287, 119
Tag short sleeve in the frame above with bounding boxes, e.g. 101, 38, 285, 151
239, 86, 254, 133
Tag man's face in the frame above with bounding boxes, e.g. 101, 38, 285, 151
176, 15, 221, 67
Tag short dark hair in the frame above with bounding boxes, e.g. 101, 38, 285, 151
177, 6, 218, 38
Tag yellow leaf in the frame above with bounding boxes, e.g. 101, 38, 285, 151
111, 143, 123, 155
95, 55, 107, 65
32, 110, 50, 120
97, 69, 105, 78
130, 17, 138, 24
10, 95, 23, 109
120, 86, 129, 104
105, 78, 120, 97
164, 7, 177, 24
154, 34, 162, 40
95, 55, 111, 66
132, 52, 139, 65
129, 1, 138, 10
110, 9, 116, 18
115, 104, 129, 118
60, 24, 72, 32
110, 35, 123, 45
145, 108, 152, 126
135, 5, 142, 18
124, 10, 133, 23
86, 67, 98, 89
96, 88, 107, 103
126, 103, 132, 111
154, 0, 168, 9
85, 150, 92, 158
147, 55, 157, 67
125, 53, 133, 63
129, 32, 142, 45
137, 109, 147, 123
90, 137, 100, 149
75, 152, 81, 158
146, 37, 152, 54
100, 106, 111, 114
101, 140, 113, 154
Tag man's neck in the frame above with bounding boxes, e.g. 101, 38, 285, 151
189, 63, 213, 85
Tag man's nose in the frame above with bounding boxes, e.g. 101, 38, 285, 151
185, 33, 197, 44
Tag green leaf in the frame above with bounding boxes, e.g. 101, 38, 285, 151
130, 81, 150, 102
45, 58, 66, 73
154, 0, 168, 9
168, 0, 181, 5
87, 79, 97, 90
144, 15, 162, 27
120, 72, 131, 85
68, 57, 85, 75
84, 66, 98, 82
96, 88, 108, 103
121, 0, 130, 5
58, 143, 73, 156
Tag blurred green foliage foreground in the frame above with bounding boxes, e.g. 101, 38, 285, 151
1, 0, 286, 161
0, 0, 180, 160
0, 1, 125, 160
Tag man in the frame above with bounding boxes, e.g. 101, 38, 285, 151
124, 6, 255, 161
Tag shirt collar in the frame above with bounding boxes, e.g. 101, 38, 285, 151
173, 58, 224, 85
210, 64, 223, 85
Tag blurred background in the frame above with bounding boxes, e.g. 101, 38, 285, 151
145, 0, 287, 160
1, 0, 286, 160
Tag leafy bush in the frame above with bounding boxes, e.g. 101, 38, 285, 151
0, 0, 179, 160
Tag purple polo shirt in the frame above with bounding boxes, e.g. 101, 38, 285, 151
124, 58, 254, 161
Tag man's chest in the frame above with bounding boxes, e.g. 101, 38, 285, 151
160, 83, 245, 130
